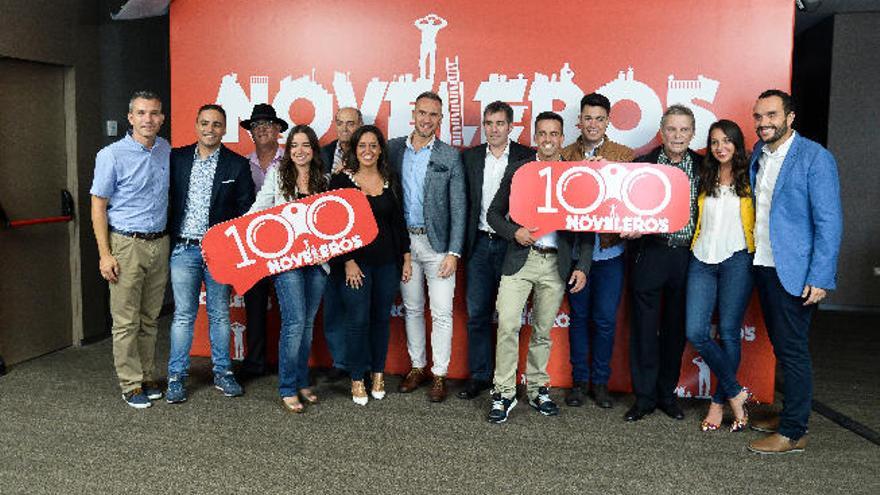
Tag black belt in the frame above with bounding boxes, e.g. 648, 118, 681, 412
175, 237, 201, 247
110, 227, 167, 241
531, 245, 557, 255
478, 230, 501, 241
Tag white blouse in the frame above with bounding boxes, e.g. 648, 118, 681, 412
693, 185, 747, 264
247, 167, 330, 274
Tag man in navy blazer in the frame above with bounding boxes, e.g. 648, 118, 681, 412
319, 107, 363, 175
387, 91, 466, 402
319, 107, 363, 379
457, 101, 535, 400
747, 90, 842, 455
165, 104, 255, 404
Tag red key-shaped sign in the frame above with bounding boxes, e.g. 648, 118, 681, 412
509, 160, 692, 239
202, 188, 377, 294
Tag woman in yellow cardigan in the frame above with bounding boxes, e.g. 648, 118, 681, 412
686, 120, 755, 432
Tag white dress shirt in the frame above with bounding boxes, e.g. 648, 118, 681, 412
479, 141, 511, 233
693, 185, 746, 264
753, 131, 796, 267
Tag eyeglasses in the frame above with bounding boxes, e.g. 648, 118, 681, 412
250, 120, 276, 130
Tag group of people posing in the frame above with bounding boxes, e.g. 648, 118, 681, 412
91, 87, 841, 455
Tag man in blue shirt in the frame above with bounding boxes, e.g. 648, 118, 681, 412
164, 104, 255, 404
90, 91, 171, 409
387, 91, 466, 402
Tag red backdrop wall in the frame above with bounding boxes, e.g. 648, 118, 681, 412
171, 0, 794, 403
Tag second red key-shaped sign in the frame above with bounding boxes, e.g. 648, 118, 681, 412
509, 160, 692, 239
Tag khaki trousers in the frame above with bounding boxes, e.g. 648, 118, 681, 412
493, 250, 565, 400
109, 233, 169, 393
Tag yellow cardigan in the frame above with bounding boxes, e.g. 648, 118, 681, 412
691, 190, 756, 253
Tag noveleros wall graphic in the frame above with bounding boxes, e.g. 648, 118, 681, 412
171, 0, 794, 403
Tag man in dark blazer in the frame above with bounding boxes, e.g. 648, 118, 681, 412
623, 104, 702, 423
164, 104, 255, 404
319, 106, 363, 379
387, 91, 466, 402
457, 101, 535, 400
319, 107, 363, 174
485, 111, 593, 424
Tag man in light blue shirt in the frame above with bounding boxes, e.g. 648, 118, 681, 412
90, 90, 170, 409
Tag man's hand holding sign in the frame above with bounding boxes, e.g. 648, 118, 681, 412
201, 188, 378, 294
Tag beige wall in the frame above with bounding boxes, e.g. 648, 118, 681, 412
0, 0, 107, 343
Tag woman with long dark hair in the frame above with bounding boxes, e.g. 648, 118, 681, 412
249, 124, 329, 413
329, 125, 411, 405
686, 119, 756, 432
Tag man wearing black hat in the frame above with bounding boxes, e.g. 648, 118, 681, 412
237, 103, 288, 378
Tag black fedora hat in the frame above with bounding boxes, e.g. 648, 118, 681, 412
240, 103, 289, 132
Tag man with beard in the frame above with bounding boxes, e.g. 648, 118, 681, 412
747, 90, 842, 454
624, 104, 701, 423
164, 104, 255, 403
388, 91, 466, 402
320, 107, 363, 174
238, 104, 287, 379
560, 92, 634, 409
485, 111, 593, 423
458, 101, 535, 400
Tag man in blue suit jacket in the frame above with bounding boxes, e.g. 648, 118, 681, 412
387, 91, 466, 402
747, 90, 842, 455
165, 104, 255, 404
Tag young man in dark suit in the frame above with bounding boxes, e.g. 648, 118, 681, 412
485, 111, 593, 423
164, 104, 255, 403
458, 101, 535, 400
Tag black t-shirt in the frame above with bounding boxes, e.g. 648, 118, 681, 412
329, 172, 409, 267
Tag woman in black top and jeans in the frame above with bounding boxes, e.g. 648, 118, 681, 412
329, 125, 411, 405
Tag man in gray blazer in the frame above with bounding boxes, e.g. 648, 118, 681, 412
485, 111, 593, 423
387, 91, 466, 402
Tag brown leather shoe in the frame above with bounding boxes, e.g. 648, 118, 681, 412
398, 367, 429, 393
428, 376, 448, 402
748, 433, 808, 454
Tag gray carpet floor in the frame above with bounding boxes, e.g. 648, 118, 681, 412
1, 312, 878, 494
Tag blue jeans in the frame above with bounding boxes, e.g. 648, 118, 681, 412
168, 243, 231, 378
685, 250, 753, 404
322, 272, 347, 370
567, 254, 625, 384
754, 266, 815, 440
341, 262, 400, 380
274, 265, 328, 398
464, 232, 507, 382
